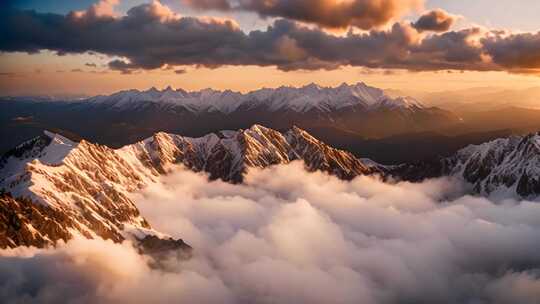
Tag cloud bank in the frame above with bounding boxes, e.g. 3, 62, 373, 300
1, 1, 540, 74
3, 162, 540, 303
183, 0, 423, 30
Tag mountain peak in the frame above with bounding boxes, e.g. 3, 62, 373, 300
397, 131, 540, 199
288, 125, 311, 138
82, 82, 427, 114
0, 125, 385, 249
302, 83, 322, 91
246, 124, 269, 133
338, 82, 349, 89
43, 130, 76, 146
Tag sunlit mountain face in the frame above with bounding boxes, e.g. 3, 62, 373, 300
2, 1, 540, 303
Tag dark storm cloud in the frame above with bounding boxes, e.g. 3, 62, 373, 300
184, 0, 231, 10
413, 9, 456, 32
0, 1, 247, 72
482, 31, 540, 73
1, 1, 540, 74
409, 28, 487, 70
108, 59, 136, 73
183, 0, 423, 30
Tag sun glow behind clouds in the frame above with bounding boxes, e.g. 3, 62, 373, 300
2, 0, 540, 95
2, 51, 540, 96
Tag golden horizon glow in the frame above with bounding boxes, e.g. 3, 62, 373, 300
1, 52, 540, 97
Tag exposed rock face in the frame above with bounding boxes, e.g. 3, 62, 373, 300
137, 235, 193, 264
125, 124, 382, 183
448, 132, 540, 198
285, 126, 379, 180
0, 131, 155, 249
0, 192, 74, 248
390, 132, 540, 199
0, 125, 380, 248
2, 125, 539, 250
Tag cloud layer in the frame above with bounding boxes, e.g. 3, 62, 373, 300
2, 1, 540, 74
3, 162, 540, 303
183, 0, 423, 30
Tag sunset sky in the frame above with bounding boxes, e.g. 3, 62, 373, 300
2, 0, 540, 96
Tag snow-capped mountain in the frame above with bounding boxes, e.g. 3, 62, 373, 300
0, 125, 381, 248
390, 132, 540, 199
0, 131, 169, 249
0, 82, 462, 158
446, 132, 540, 199
85, 82, 424, 114
2, 125, 540, 249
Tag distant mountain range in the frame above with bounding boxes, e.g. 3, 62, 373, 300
1, 126, 539, 249
387, 86, 540, 113
2, 82, 540, 165
0, 83, 460, 160
84, 83, 425, 114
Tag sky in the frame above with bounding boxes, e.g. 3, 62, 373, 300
1, 0, 540, 96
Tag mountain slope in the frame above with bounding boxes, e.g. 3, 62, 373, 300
446, 132, 540, 198
78, 82, 460, 139
0, 132, 161, 248
0, 125, 380, 248
2, 126, 540, 249
120, 124, 382, 182
391, 132, 540, 199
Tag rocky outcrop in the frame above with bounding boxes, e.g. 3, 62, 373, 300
0, 192, 75, 248
285, 126, 379, 180
125, 124, 382, 183
389, 132, 540, 199
137, 235, 193, 265
451, 132, 540, 198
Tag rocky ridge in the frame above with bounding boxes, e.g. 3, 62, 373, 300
0, 125, 380, 248
390, 132, 540, 199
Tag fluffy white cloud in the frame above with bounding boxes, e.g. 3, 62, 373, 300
2, 162, 540, 303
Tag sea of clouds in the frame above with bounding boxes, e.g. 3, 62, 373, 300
2, 161, 540, 303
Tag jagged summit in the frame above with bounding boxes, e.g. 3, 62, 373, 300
0, 131, 76, 181
84, 82, 424, 114
4, 126, 539, 249
0, 126, 381, 248
447, 132, 540, 198
1, 82, 459, 152
390, 132, 540, 200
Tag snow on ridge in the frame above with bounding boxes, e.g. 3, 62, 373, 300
79, 82, 425, 114
446, 131, 540, 199
0, 131, 77, 185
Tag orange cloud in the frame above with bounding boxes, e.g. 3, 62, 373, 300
184, 0, 424, 30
